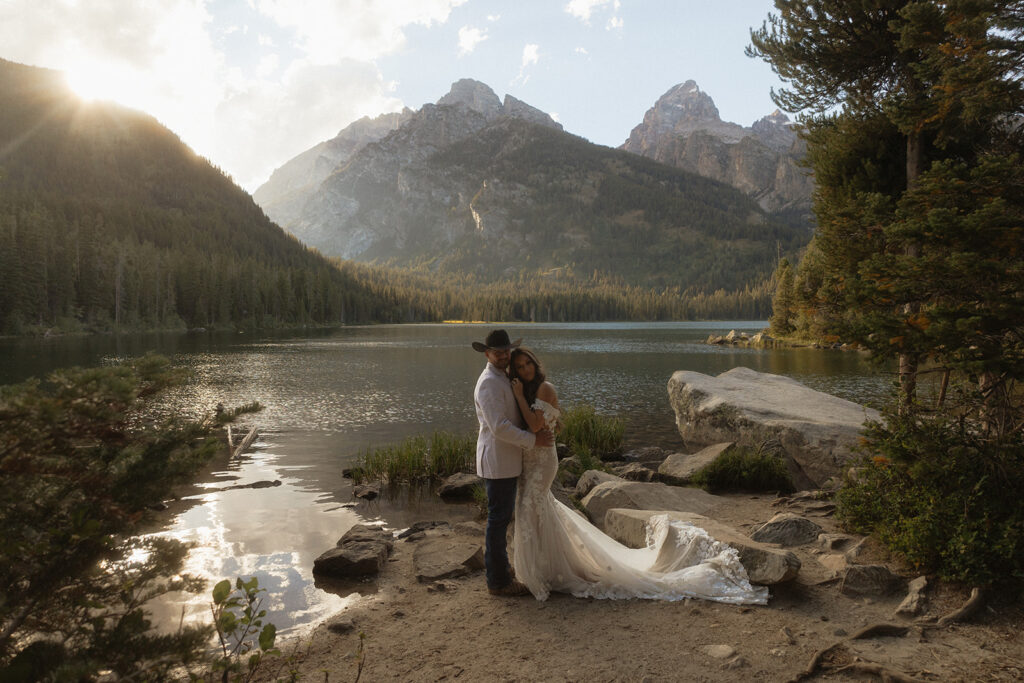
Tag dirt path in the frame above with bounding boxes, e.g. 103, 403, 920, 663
261, 493, 1023, 682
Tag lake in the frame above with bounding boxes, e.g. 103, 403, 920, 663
0, 322, 889, 635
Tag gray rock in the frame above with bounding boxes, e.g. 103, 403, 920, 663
818, 533, 857, 553
668, 367, 880, 488
325, 616, 355, 634
611, 462, 657, 482
437, 472, 482, 499
352, 483, 380, 500
313, 541, 389, 578
701, 644, 736, 659
621, 446, 673, 465
453, 520, 485, 536
750, 513, 823, 547
658, 443, 737, 485
605, 508, 800, 585
337, 524, 394, 551
397, 521, 450, 539
574, 469, 622, 498
895, 576, 928, 617
413, 537, 485, 582
839, 565, 906, 597
581, 481, 724, 530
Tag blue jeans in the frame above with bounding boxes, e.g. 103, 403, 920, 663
484, 476, 518, 589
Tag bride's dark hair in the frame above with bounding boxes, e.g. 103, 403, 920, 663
509, 347, 546, 407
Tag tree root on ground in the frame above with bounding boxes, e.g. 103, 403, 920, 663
788, 623, 914, 682
834, 661, 928, 682
932, 587, 984, 627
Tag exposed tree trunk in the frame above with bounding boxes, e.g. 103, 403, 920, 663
899, 132, 923, 415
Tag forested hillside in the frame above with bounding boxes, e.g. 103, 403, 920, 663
0, 58, 418, 334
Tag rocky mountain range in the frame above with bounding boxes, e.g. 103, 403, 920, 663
253, 78, 810, 291
621, 80, 813, 215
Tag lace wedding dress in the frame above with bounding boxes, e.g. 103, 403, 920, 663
513, 398, 768, 605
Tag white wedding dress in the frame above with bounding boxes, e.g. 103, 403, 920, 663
513, 398, 768, 605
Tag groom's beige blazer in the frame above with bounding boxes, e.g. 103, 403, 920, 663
474, 362, 536, 479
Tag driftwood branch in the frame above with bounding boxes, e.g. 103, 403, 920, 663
232, 426, 258, 458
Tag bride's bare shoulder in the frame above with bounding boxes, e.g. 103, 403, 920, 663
537, 381, 558, 403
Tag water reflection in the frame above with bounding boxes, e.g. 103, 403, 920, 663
0, 322, 891, 634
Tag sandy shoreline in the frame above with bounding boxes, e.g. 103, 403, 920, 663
258, 492, 1024, 682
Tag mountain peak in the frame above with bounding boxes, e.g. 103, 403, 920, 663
656, 80, 721, 122
437, 79, 502, 117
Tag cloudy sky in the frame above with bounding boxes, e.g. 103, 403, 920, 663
1, 0, 786, 191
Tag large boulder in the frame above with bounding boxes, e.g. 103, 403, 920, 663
580, 480, 723, 531
658, 442, 737, 485
412, 536, 485, 582
313, 541, 390, 577
437, 472, 483, 499
668, 367, 880, 488
749, 513, 824, 547
604, 509, 801, 585
313, 524, 394, 578
574, 469, 623, 498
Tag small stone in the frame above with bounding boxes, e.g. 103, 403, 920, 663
325, 617, 355, 634
391, 610, 404, 618
725, 656, 749, 670
780, 626, 796, 644
701, 644, 736, 659
895, 575, 928, 617
820, 615, 829, 621
352, 483, 379, 500
833, 628, 848, 637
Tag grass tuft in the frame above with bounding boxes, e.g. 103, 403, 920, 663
690, 445, 794, 493
350, 431, 475, 484
560, 404, 625, 460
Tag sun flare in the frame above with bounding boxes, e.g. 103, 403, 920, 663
65, 61, 140, 108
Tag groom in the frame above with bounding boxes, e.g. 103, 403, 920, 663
472, 329, 553, 596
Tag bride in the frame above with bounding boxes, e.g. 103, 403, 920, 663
507, 347, 768, 605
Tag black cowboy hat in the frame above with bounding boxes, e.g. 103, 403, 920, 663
472, 329, 522, 353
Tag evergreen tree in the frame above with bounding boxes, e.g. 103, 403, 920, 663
749, 0, 1024, 412
769, 258, 796, 336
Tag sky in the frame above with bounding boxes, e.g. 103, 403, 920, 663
0, 0, 787, 191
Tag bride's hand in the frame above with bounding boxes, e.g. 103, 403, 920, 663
510, 377, 524, 399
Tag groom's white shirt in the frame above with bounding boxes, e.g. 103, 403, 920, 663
474, 362, 536, 479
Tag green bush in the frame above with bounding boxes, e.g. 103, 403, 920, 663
351, 431, 475, 484
560, 404, 625, 460
837, 410, 1024, 587
0, 355, 264, 679
690, 445, 794, 493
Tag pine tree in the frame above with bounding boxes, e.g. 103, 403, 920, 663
749, 0, 1024, 413
769, 258, 796, 336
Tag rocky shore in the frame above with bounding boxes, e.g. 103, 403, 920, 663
273, 369, 1022, 682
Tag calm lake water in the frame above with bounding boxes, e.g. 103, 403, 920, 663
0, 322, 890, 635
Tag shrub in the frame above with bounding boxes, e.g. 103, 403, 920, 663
351, 431, 475, 484
837, 408, 1024, 587
560, 404, 625, 460
690, 445, 794, 493
0, 354, 263, 679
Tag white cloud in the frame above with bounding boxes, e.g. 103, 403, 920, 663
255, 0, 466, 63
0, 0, 467, 191
522, 44, 540, 68
514, 43, 540, 85
575, 46, 589, 55
213, 60, 402, 188
565, 0, 612, 23
487, 14, 501, 22
606, 16, 623, 30
457, 25, 487, 56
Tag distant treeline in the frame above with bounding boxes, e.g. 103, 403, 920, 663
335, 260, 773, 322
